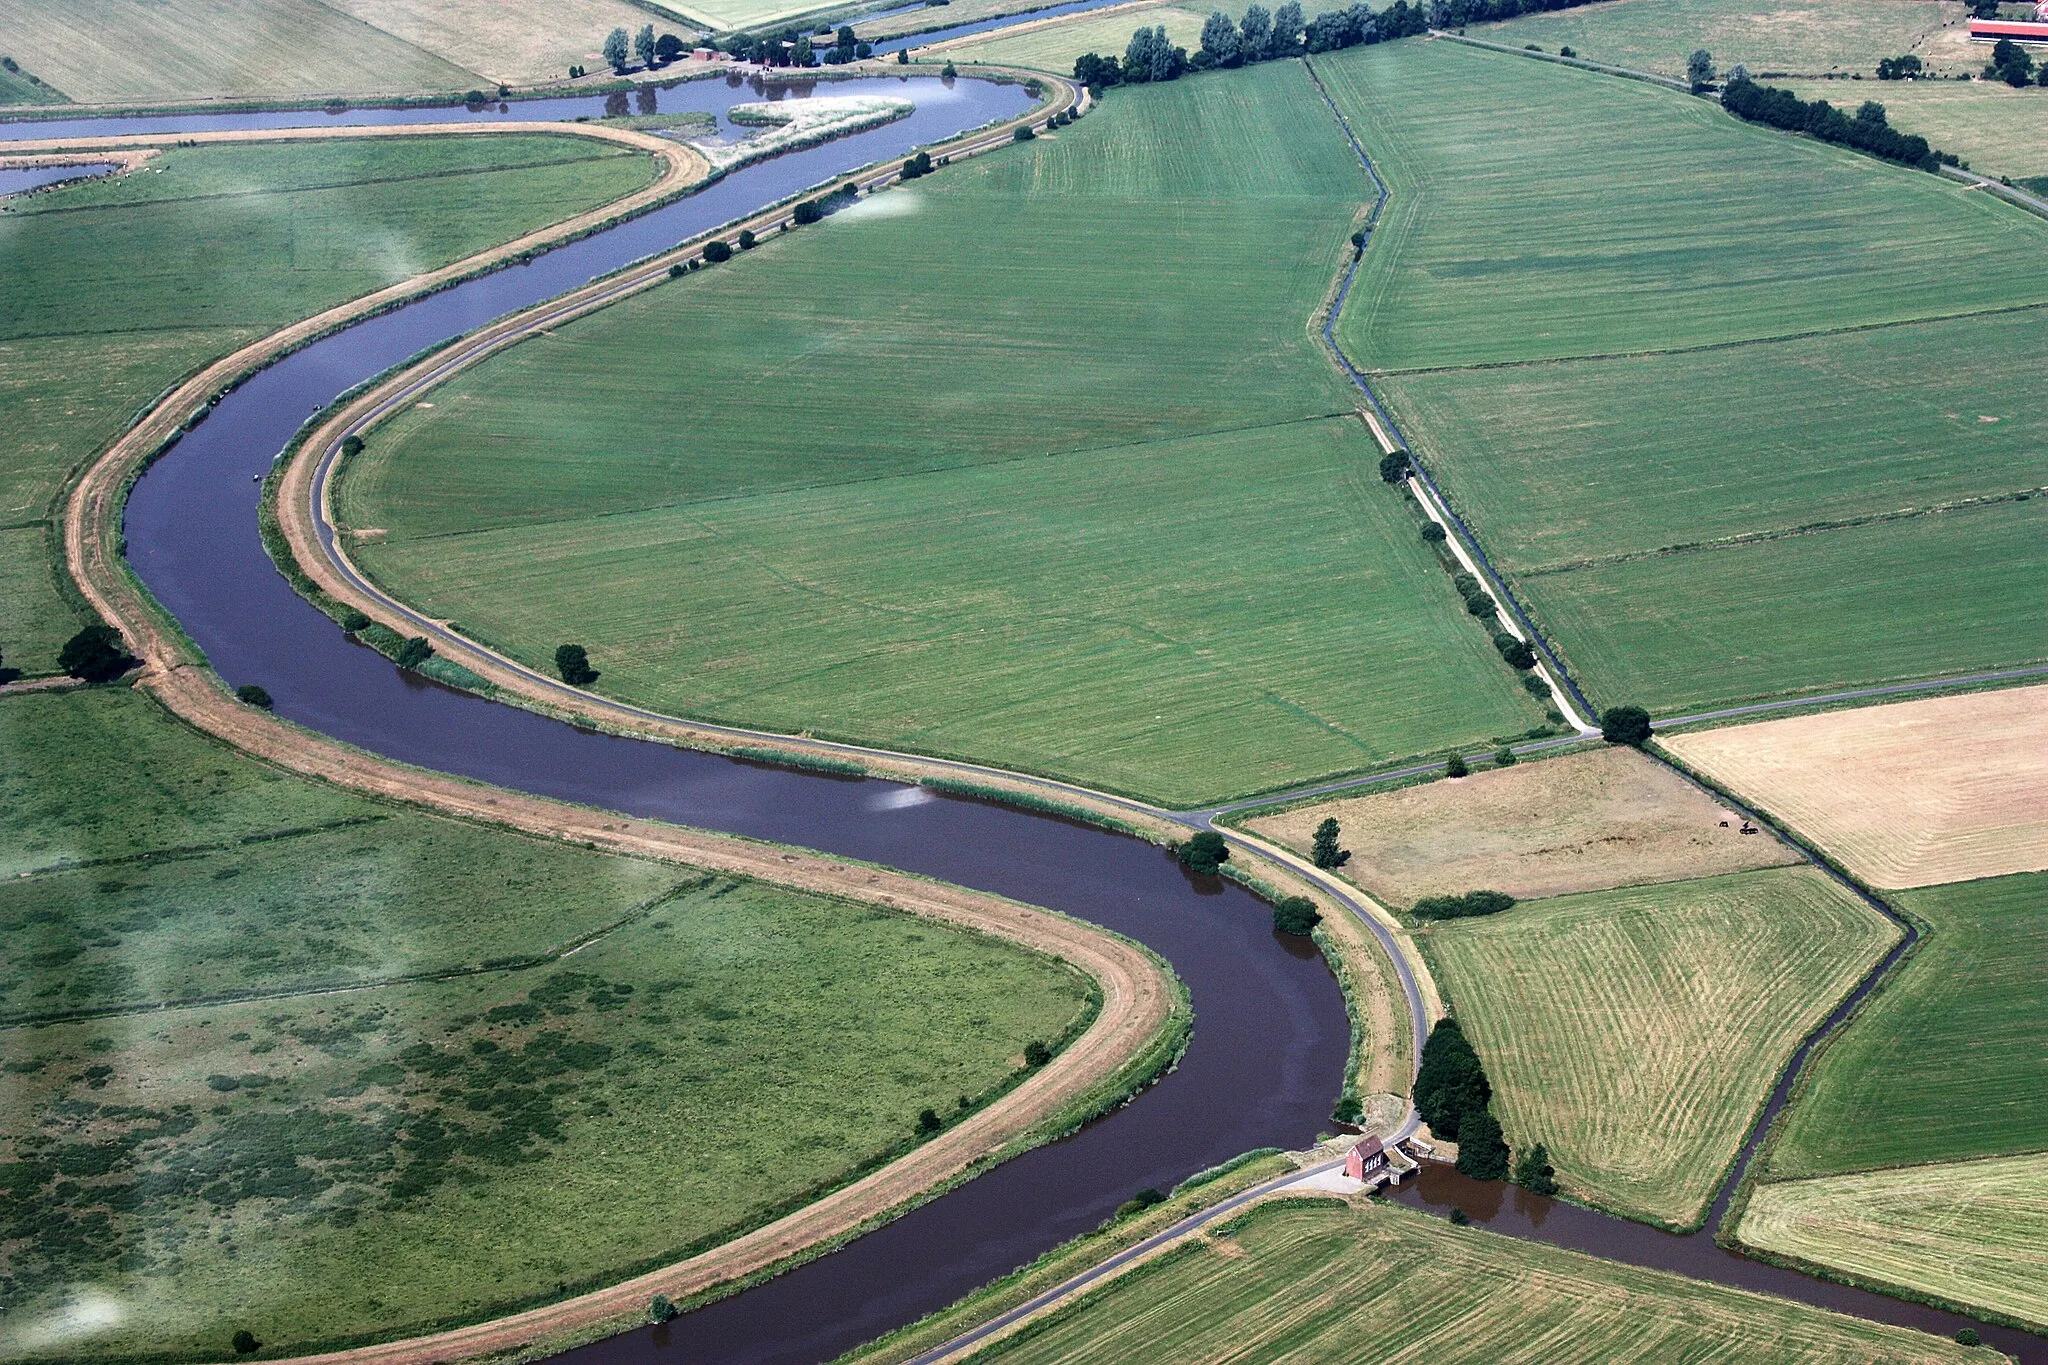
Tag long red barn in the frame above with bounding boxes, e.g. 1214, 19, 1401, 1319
1970, 18, 2048, 44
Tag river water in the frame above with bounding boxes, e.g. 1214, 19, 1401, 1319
46, 60, 2036, 1365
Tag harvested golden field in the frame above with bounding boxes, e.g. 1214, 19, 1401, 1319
1246, 746, 1794, 906
0, 0, 483, 103
321, 0, 660, 88
1663, 685, 2048, 889
970, 1199, 1978, 1364
1741, 1154, 2048, 1331
1428, 867, 1897, 1226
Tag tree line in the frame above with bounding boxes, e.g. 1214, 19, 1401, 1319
1074, 0, 1434, 90
1721, 75, 1958, 172
1415, 1017, 1557, 1193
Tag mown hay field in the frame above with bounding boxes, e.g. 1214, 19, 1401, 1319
1322, 40, 2043, 372
1426, 867, 1896, 1226
342, 67, 1549, 806
1319, 40, 2048, 715
1741, 1154, 2048, 1331
1664, 686, 2048, 890
1763, 871, 2048, 1179
0, 134, 651, 673
967, 1199, 1976, 1364
919, 4, 1210, 72
0, 0, 482, 103
1782, 77, 2048, 181
1473, 0, 1965, 79
0, 688, 1090, 1361
1247, 745, 1794, 905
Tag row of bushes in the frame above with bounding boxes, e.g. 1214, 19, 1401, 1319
1411, 889, 1515, 920
1072, 0, 1433, 89
1721, 76, 1955, 172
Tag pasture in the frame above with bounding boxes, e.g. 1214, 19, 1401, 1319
919, 4, 1210, 72
1246, 745, 1794, 905
341, 66, 1550, 805
0, 688, 1091, 1360
0, 0, 481, 104
1764, 871, 2048, 1179
964, 1199, 1976, 1363
1425, 867, 1896, 1226
1664, 686, 2048, 890
0, 134, 650, 673
1782, 78, 2048, 182
1321, 41, 2044, 372
1319, 40, 2048, 715
1740, 1154, 2048, 1331
1473, 0, 1965, 79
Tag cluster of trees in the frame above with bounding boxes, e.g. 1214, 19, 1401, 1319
1984, 37, 2044, 88
599, 25, 690, 73
1721, 76, 1953, 171
793, 181, 860, 224
1424, 0, 1639, 27
1599, 704, 1652, 747
1174, 830, 1230, 875
1073, 0, 1432, 90
1273, 895, 1322, 935
899, 150, 936, 179
1410, 889, 1515, 920
715, 26, 870, 66
1415, 1018, 1508, 1179
1874, 53, 1923, 81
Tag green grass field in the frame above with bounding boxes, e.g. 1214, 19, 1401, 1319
1324, 43, 2045, 372
0, 0, 482, 103
1318, 39, 2048, 714
1741, 1153, 2048, 1331
0, 135, 650, 675
0, 56, 64, 103
340, 65, 1550, 805
918, 5, 1211, 72
1425, 867, 1897, 1226
1473, 0, 1965, 78
966, 1199, 1976, 1363
1782, 78, 2048, 181
0, 687, 1092, 1361
1764, 872, 2048, 1180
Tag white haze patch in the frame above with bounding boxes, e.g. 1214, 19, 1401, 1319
10, 1288, 128, 1353
867, 785, 936, 811
835, 187, 923, 221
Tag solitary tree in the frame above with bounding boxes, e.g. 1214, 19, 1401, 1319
656, 32, 685, 62
635, 23, 657, 67
235, 684, 273, 710
1445, 752, 1469, 778
1687, 48, 1714, 90
1493, 745, 1516, 767
1310, 816, 1350, 869
1600, 705, 1653, 748
1239, 3, 1272, 59
703, 238, 734, 262
604, 26, 630, 70
1378, 451, 1410, 482
1024, 1039, 1053, 1066
394, 636, 434, 671
59, 624, 132, 682
1176, 830, 1230, 875
555, 643, 600, 686
0, 644, 13, 684
1512, 1141, 1558, 1195
916, 1107, 942, 1134
232, 1331, 261, 1355
1421, 522, 1448, 544
1199, 10, 1242, 66
649, 1294, 679, 1324
1272, 895, 1321, 935
793, 34, 814, 64
738, 227, 757, 249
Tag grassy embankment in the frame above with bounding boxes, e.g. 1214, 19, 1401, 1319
0, 687, 1095, 1362
0, 134, 652, 674
1320, 39, 2048, 717
1424, 867, 1896, 1227
337, 64, 1552, 809
0, 56, 64, 103
952, 1199, 1979, 1363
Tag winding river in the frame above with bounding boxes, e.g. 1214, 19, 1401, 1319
32, 62, 2038, 1365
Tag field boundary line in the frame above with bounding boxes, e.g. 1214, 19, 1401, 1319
1425, 28, 1690, 92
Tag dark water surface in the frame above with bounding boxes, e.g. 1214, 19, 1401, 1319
93, 62, 2038, 1365
114, 77, 1350, 1365
0, 161, 114, 196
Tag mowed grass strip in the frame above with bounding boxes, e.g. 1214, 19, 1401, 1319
1515, 496, 2048, 716
1741, 1154, 2048, 1332
921, 5, 1212, 73
1663, 686, 2048, 891
0, 0, 481, 103
0, 135, 651, 671
1472, 0, 1962, 79
353, 419, 1546, 805
1318, 40, 2045, 371
1425, 867, 1896, 1226
965, 1199, 1975, 1364
0, 877, 1091, 1362
1764, 872, 2048, 1179
344, 67, 1548, 803
1246, 745, 1795, 906
1374, 307, 2048, 573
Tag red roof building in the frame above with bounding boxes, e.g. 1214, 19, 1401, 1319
1970, 18, 2048, 44
1345, 1135, 1387, 1181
